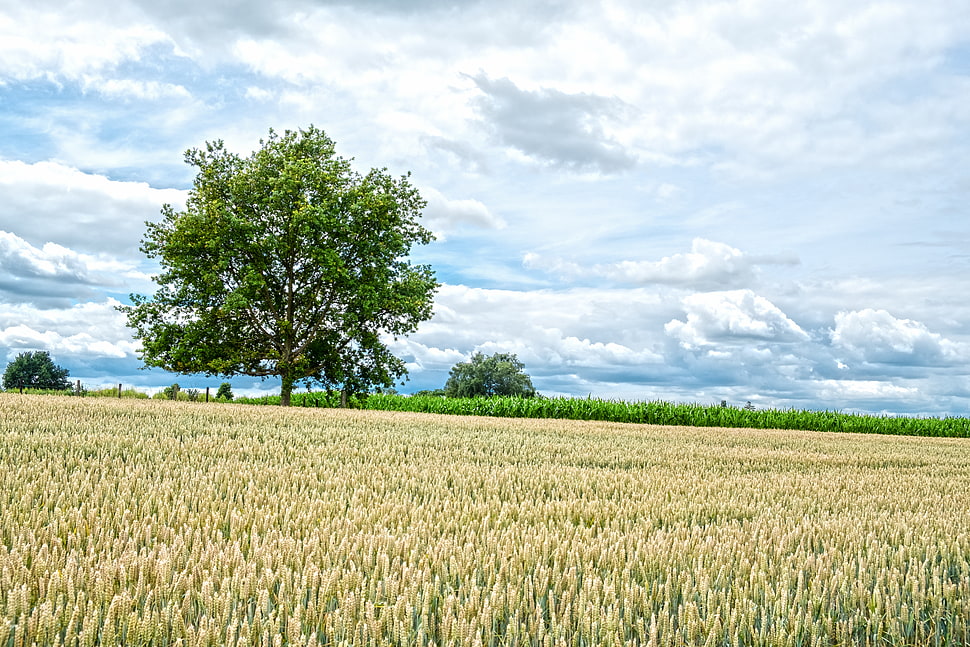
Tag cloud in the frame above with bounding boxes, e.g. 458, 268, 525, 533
467, 74, 637, 173
0, 8, 172, 82
831, 309, 964, 366
0, 231, 132, 282
81, 77, 192, 101
808, 379, 924, 414
406, 284, 668, 380
420, 187, 506, 238
665, 289, 809, 350
0, 231, 151, 306
0, 160, 186, 257
0, 299, 138, 361
525, 239, 799, 287
601, 239, 797, 287
1, 0, 969, 415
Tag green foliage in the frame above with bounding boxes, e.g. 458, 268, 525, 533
2, 351, 71, 393
216, 382, 234, 401
412, 388, 446, 397
359, 394, 970, 438
119, 126, 438, 406
444, 352, 537, 398
12, 387, 74, 396
86, 387, 150, 399
235, 391, 351, 408
230, 389, 970, 437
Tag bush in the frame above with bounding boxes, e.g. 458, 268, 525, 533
160, 383, 183, 400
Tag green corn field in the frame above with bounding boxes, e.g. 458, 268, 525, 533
237, 393, 970, 438
1, 394, 969, 645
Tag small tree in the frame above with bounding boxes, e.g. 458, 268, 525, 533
2, 351, 71, 393
444, 352, 537, 398
216, 382, 234, 401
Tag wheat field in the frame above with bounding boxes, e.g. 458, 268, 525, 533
1, 394, 968, 646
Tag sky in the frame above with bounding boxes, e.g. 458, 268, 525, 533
1, 0, 969, 415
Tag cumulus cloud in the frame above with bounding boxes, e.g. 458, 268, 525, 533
0, 7, 172, 82
831, 309, 965, 366
525, 239, 798, 287
601, 239, 797, 287
0, 231, 154, 306
420, 187, 506, 238
665, 289, 809, 350
0, 299, 138, 361
404, 284, 668, 383
0, 231, 135, 282
0, 160, 186, 257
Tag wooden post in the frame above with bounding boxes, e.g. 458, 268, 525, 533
205, 387, 210, 403
118, 383, 122, 398
75, 380, 81, 396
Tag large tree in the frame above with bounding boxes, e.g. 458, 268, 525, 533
121, 126, 437, 406
2, 351, 71, 393
444, 352, 537, 398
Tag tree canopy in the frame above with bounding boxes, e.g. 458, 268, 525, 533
444, 352, 537, 398
121, 126, 438, 406
2, 351, 71, 393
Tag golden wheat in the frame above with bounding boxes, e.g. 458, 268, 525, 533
0, 394, 968, 645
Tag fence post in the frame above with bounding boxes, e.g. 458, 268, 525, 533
205, 387, 210, 403
76, 380, 82, 396
118, 383, 122, 398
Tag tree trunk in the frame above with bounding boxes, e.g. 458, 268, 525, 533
281, 375, 295, 407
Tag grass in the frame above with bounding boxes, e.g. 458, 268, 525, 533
2, 394, 968, 645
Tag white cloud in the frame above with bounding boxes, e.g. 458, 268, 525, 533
0, 8, 172, 82
598, 239, 783, 286
420, 187, 506, 238
525, 239, 798, 287
81, 76, 191, 100
1, 0, 969, 414
665, 289, 809, 350
408, 284, 668, 375
831, 309, 964, 366
0, 160, 186, 257
811, 378, 921, 403
0, 299, 138, 360
0, 231, 134, 282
